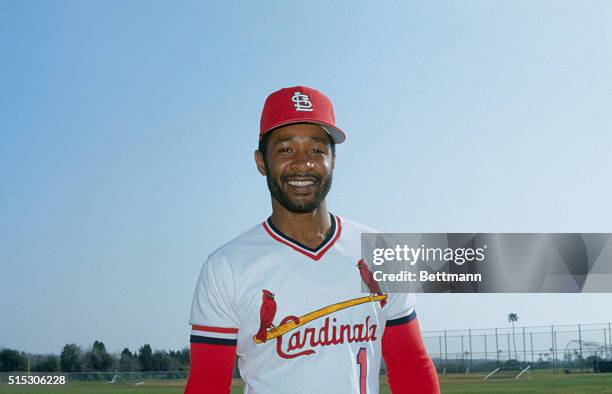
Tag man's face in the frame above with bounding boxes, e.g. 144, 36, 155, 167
255, 123, 335, 214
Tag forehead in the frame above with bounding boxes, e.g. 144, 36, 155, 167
267, 123, 333, 145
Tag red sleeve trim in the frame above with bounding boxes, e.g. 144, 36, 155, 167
191, 324, 239, 334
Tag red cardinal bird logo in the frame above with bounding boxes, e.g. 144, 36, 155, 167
357, 259, 387, 308
255, 289, 278, 343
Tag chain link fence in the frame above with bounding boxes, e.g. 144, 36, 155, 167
422, 322, 612, 374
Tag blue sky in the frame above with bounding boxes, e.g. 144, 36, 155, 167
1, 1, 611, 354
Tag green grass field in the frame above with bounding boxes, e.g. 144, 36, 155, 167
2, 372, 612, 393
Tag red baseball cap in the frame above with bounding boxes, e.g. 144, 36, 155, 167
259, 86, 346, 144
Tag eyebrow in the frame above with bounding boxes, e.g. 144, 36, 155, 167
272, 136, 331, 146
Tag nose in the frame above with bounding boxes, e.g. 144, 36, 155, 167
289, 151, 315, 172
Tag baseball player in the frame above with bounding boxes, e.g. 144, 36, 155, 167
185, 86, 439, 393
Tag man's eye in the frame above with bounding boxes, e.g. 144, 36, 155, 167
312, 149, 325, 154
279, 148, 292, 153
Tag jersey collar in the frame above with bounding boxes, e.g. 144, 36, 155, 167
262, 213, 342, 261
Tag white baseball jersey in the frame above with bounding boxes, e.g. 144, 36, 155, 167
189, 214, 416, 394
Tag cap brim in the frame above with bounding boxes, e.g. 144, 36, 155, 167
318, 124, 346, 144
261, 119, 346, 144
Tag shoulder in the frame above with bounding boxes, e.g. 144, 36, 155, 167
334, 215, 381, 253
194, 223, 264, 287
207, 222, 268, 265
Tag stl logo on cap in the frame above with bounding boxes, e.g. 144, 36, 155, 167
259, 85, 347, 144
291, 91, 314, 112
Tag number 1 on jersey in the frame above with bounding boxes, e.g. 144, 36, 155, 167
356, 347, 367, 394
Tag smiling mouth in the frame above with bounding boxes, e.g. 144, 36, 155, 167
283, 176, 320, 195
288, 180, 315, 187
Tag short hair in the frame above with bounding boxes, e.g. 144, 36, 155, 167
258, 128, 336, 158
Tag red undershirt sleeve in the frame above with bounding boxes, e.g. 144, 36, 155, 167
382, 313, 440, 394
184, 342, 237, 394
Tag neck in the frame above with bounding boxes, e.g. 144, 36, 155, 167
269, 200, 332, 249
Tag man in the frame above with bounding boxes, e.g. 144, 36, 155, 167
185, 86, 439, 393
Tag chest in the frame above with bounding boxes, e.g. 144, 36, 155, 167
232, 251, 386, 356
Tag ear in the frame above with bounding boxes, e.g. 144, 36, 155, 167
331, 153, 336, 171
254, 150, 267, 176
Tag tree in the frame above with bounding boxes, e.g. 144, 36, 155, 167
85, 341, 113, 372
138, 344, 153, 371
152, 351, 172, 371
507, 313, 519, 361
60, 344, 82, 372
180, 348, 189, 366
119, 348, 139, 372
169, 349, 189, 371
32, 355, 60, 372
0, 349, 27, 372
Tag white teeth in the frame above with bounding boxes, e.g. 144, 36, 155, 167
288, 180, 315, 186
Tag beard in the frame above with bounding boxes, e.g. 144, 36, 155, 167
264, 162, 333, 214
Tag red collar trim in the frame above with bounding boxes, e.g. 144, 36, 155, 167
262, 215, 342, 261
